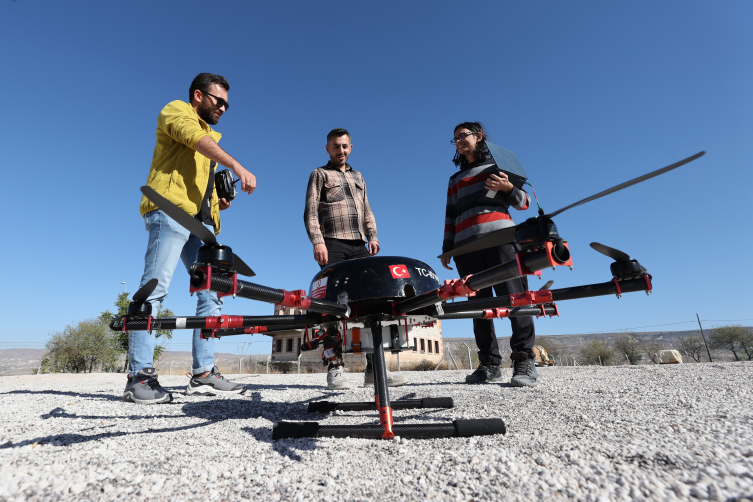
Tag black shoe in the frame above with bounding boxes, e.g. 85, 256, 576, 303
510, 357, 539, 387
465, 363, 502, 383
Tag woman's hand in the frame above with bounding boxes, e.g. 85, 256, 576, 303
485, 172, 514, 194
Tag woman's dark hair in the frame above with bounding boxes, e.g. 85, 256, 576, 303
189, 73, 230, 103
452, 121, 490, 167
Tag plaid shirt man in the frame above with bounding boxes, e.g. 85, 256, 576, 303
304, 161, 378, 245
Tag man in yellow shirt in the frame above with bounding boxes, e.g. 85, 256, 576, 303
125, 73, 257, 404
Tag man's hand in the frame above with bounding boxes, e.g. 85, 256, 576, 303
368, 240, 380, 256
314, 243, 328, 266
196, 135, 257, 194
219, 198, 231, 210
231, 166, 256, 195
440, 256, 454, 270
485, 172, 514, 194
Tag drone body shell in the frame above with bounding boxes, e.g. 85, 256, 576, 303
309, 256, 441, 305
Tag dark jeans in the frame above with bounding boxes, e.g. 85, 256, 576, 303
454, 243, 536, 365
319, 238, 370, 269
319, 239, 374, 370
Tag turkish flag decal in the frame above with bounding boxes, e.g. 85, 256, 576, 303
389, 265, 410, 279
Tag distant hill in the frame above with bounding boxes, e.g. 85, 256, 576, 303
3, 327, 748, 375
444, 328, 750, 363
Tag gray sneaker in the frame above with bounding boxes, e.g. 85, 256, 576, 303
364, 369, 408, 387
123, 368, 173, 404
326, 364, 352, 390
510, 357, 539, 387
186, 366, 246, 396
465, 363, 503, 383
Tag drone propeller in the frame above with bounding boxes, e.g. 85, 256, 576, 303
589, 242, 630, 262
131, 278, 158, 303
439, 151, 705, 259
590, 241, 648, 276
539, 280, 554, 291
140, 186, 255, 277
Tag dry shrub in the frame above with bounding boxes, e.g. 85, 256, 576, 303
406, 359, 436, 371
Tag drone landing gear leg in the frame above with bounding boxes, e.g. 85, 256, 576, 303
371, 318, 394, 439
272, 315, 507, 441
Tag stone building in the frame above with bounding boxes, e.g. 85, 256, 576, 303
269, 306, 444, 367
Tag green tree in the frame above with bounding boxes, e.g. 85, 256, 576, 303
677, 334, 705, 362
579, 339, 615, 366
613, 333, 641, 364
43, 318, 121, 373
709, 325, 750, 361
100, 291, 174, 370
640, 337, 664, 364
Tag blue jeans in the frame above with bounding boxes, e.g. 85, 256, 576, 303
128, 209, 223, 377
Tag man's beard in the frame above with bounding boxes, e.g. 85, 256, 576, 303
197, 99, 218, 125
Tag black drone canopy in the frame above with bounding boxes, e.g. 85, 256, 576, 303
309, 256, 442, 304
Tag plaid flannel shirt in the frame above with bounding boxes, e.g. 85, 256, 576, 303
304, 162, 378, 246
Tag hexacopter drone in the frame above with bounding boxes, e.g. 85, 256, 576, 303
110, 151, 704, 440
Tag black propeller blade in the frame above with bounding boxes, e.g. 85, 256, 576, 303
539, 280, 554, 291
131, 278, 158, 303
439, 152, 705, 259
590, 242, 630, 261
141, 186, 217, 245
438, 227, 517, 260
140, 186, 255, 277
591, 242, 647, 274
546, 151, 705, 218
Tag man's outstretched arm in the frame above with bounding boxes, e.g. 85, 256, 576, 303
196, 136, 256, 194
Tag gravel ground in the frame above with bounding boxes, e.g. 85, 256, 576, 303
0, 362, 751, 501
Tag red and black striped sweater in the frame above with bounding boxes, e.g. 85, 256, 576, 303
442, 157, 531, 254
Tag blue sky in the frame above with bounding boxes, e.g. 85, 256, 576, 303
1, 1, 751, 355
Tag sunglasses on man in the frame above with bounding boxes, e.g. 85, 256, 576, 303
202, 90, 229, 111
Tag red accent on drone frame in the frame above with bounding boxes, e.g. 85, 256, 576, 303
277, 289, 312, 310
438, 277, 477, 301
379, 407, 395, 439
189, 265, 212, 294
536, 304, 559, 318
509, 289, 554, 307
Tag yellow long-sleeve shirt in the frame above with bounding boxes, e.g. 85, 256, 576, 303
139, 100, 223, 234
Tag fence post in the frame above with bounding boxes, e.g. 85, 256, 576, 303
297, 354, 302, 374
462, 343, 471, 370
170, 360, 174, 375
599, 356, 602, 366
267, 355, 271, 374
447, 348, 459, 370
239, 357, 244, 375
433, 353, 447, 371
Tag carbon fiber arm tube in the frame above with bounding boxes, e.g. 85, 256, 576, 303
443, 276, 652, 313
190, 270, 347, 315
396, 249, 560, 314
436, 305, 558, 319
466, 247, 563, 291
393, 290, 442, 315
111, 315, 314, 332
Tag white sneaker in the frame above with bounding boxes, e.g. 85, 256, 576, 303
364, 369, 408, 387
326, 365, 352, 390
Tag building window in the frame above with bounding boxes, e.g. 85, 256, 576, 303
428, 340, 433, 353
287, 338, 293, 352
420, 338, 425, 353
276, 339, 282, 353
435, 340, 440, 354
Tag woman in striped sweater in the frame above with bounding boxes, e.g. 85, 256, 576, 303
441, 121, 539, 387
